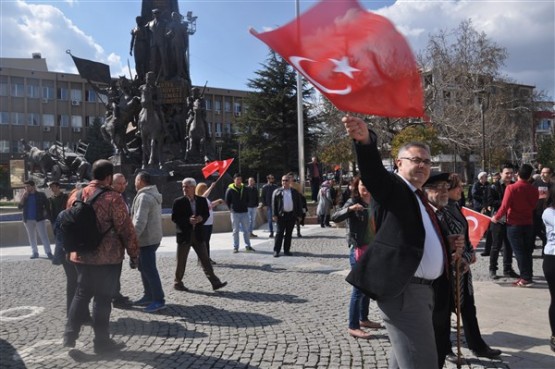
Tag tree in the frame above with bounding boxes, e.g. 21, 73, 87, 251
417, 20, 532, 179
391, 125, 445, 159
235, 51, 319, 177
84, 118, 115, 163
536, 135, 555, 169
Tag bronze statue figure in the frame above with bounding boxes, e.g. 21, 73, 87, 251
138, 71, 165, 169
146, 8, 169, 79
130, 16, 150, 82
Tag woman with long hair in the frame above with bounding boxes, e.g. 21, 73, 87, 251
542, 184, 555, 352
331, 177, 383, 339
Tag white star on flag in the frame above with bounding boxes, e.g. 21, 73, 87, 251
330, 57, 360, 79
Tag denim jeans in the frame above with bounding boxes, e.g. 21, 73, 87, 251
266, 207, 274, 234
65, 263, 119, 343
230, 211, 250, 249
248, 207, 257, 234
349, 247, 369, 329
139, 244, 165, 302
506, 224, 535, 281
23, 220, 52, 255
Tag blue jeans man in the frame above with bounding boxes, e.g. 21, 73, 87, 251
247, 207, 258, 235
266, 206, 274, 236
231, 211, 251, 252
506, 224, 535, 282
138, 243, 165, 304
349, 247, 370, 329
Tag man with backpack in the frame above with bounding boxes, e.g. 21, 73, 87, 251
62, 159, 139, 355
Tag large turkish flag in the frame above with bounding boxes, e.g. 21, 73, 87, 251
250, 0, 424, 118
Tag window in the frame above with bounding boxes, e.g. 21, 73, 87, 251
58, 115, 69, 127
27, 113, 40, 126
0, 112, 9, 125
42, 114, 55, 127
214, 100, 221, 112
205, 99, 212, 110
57, 86, 69, 100
215, 122, 222, 134
224, 122, 231, 134
27, 79, 40, 98
11, 140, 23, 153
234, 102, 242, 114
11, 112, 25, 125
207, 121, 212, 134
71, 88, 82, 102
42, 84, 55, 100
0, 76, 8, 96
224, 99, 231, 112
537, 119, 553, 131
86, 89, 97, 102
0, 140, 9, 153
11, 77, 25, 97
71, 115, 83, 128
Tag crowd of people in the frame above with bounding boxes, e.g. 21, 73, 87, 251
17, 138, 554, 360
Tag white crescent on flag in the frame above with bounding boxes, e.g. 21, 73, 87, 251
289, 56, 359, 95
466, 216, 479, 231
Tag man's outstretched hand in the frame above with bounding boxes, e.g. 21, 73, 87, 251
342, 115, 370, 144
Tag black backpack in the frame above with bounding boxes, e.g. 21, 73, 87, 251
59, 188, 112, 253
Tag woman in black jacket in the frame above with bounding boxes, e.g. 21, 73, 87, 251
331, 177, 383, 339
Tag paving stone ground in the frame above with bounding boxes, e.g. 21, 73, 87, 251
0, 225, 548, 368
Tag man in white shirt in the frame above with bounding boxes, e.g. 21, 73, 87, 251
272, 175, 302, 257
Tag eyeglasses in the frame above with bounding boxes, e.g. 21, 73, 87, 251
399, 157, 433, 166
281, 179, 289, 182
425, 183, 449, 191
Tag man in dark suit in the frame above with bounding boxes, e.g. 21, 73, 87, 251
343, 116, 463, 369
172, 177, 227, 292
272, 175, 303, 257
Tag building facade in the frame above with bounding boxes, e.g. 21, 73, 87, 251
0, 55, 248, 168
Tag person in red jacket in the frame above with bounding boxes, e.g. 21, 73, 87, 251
492, 164, 539, 287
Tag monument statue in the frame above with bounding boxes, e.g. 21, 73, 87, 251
146, 8, 169, 79
166, 11, 191, 88
130, 16, 150, 83
185, 86, 210, 161
138, 71, 165, 169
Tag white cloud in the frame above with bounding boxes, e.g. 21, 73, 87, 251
377, 0, 555, 98
1, 0, 125, 81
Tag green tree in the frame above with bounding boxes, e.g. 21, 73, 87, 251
391, 125, 444, 159
235, 51, 319, 178
537, 135, 555, 169
84, 118, 114, 163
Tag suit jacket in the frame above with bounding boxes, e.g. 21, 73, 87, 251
171, 195, 209, 244
346, 132, 428, 301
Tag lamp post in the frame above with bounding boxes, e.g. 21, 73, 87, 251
480, 98, 486, 172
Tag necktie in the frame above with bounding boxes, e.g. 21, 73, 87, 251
415, 189, 449, 277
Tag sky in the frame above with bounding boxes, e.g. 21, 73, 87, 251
1, 0, 554, 100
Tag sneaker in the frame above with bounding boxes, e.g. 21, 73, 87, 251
144, 301, 166, 313
212, 281, 228, 291
489, 270, 498, 280
232, 248, 239, 254
174, 283, 189, 292
250, 233, 258, 238
210, 258, 217, 265
133, 296, 152, 306
504, 270, 520, 279
113, 297, 133, 310
47, 253, 54, 260
30, 253, 39, 259
245, 246, 256, 252
93, 338, 125, 355
515, 279, 534, 287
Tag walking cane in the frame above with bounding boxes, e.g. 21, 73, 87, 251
455, 258, 463, 369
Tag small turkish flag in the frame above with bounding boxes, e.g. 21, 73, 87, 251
250, 0, 423, 118
202, 158, 234, 179
461, 207, 492, 249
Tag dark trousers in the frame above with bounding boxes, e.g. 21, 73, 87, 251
274, 212, 296, 254
507, 224, 535, 281
113, 262, 124, 300
489, 222, 514, 273
203, 224, 213, 258
483, 228, 492, 254
65, 263, 120, 343
175, 235, 221, 287
139, 244, 165, 302
310, 177, 321, 202
459, 275, 487, 351
61, 258, 78, 316
543, 255, 555, 336
533, 212, 547, 247
433, 274, 452, 368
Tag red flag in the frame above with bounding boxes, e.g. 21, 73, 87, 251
461, 207, 492, 249
250, 0, 423, 118
202, 158, 234, 179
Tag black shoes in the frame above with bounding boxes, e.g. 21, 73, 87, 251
63, 336, 76, 348
94, 339, 125, 355
47, 253, 54, 260
503, 270, 520, 279
273, 251, 280, 257
174, 283, 189, 292
480, 252, 490, 256
489, 270, 498, 280
297, 233, 302, 238
113, 296, 133, 309
212, 281, 227, 291
550, 336, 555, 352
30, 253, 39, 259
269, 233, 274, 238
472, 347, 502, 358
284, 251, 293, 256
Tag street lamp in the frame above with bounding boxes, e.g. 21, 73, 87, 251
475, 89, 490, 172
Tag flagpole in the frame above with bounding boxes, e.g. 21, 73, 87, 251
296, 0, 306, 194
